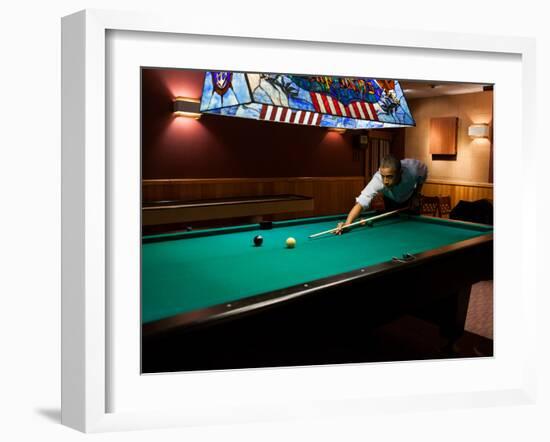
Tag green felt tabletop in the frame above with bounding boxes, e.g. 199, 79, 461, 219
142, 214, 492, 324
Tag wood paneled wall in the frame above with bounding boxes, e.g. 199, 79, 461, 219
405, 91, 493, 184
143, 177, 492, 221
142, 177, 366, 220
422, 179, 493, 209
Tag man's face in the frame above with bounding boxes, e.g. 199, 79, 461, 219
380, 167, 401, 188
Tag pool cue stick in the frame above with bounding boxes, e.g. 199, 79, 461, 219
308, 208, 408, 238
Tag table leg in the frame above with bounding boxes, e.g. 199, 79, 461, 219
438, 285, 472, 354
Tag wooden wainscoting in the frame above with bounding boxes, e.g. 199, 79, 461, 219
422, 179, 493, 209
142, 177, 365, 220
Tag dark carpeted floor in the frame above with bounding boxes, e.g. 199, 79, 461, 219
365, 280, 494, 361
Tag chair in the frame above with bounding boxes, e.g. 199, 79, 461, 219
438, 195, 452, 218
450, 199, 493, 225
420, 195, 440, 217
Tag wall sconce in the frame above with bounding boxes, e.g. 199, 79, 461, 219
173, 97, 201, 119
468, 123, 490, 138
328, 128, 347, 134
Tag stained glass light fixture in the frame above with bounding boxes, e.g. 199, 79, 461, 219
199, 71, 415, 130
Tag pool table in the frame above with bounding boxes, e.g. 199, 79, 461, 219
142, 213, 493, 372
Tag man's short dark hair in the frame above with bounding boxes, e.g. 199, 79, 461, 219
380, 155, 401, 172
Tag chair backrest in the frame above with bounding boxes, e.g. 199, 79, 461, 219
438, 195, 452, 218
420, 195, 440, 217
450, 199, 493, 225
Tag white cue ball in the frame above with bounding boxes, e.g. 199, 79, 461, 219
285, 237, 296, 248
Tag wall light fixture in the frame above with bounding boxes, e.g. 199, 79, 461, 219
173, 97, 201, 119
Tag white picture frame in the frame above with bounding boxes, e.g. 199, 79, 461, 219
61, 9, 537, 433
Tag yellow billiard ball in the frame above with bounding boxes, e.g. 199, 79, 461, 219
285, 237, 296, 248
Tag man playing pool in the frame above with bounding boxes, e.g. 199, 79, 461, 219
335, 155, 428, 235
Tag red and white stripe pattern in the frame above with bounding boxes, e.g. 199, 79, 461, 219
309, 92, 379, 121
259, 105, 322, 126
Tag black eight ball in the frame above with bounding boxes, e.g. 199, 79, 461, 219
253, 235, 263, 246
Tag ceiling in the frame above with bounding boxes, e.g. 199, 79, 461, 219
399, 80, 492, 99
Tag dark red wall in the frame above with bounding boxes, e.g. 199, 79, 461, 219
141, 68, 366, 180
